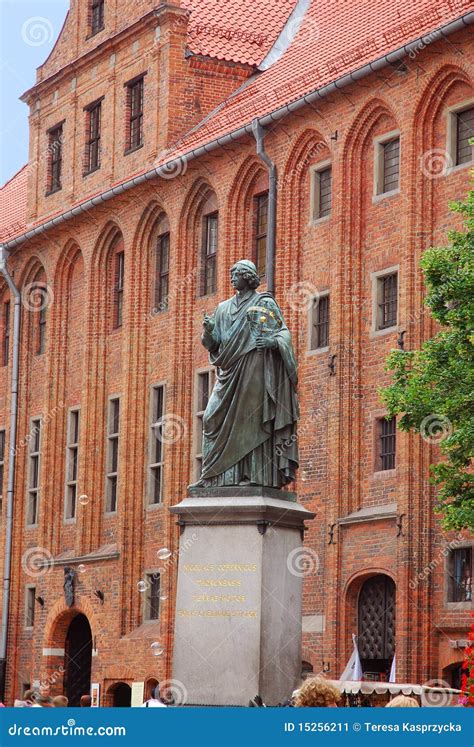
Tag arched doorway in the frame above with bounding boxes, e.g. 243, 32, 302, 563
358, 574, 395, 679
64, 614, 93, 706
111, 682, 132, 707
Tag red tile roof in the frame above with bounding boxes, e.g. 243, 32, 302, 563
185, 0, 297, 65
1, 0, 472, 244
0, 165, 28, 243
171, 0, 473, 155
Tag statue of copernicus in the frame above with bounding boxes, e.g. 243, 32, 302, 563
191, 259, 299, 489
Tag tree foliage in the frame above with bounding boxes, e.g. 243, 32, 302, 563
381, 187, 474, 531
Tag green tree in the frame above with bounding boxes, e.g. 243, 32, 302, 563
381, 187, 474, 531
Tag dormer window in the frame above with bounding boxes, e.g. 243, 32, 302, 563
91, 0, 105, 36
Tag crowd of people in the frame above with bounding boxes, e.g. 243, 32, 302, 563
8, 690, 93, 708
0, 677, 460, 708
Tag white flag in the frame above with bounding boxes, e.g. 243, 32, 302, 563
340, 634, 363, 681
389, 654, 396, 683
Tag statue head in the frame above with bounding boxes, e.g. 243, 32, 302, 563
230, 260, 261, 291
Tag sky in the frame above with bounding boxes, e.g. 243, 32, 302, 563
0, 0, 69, 186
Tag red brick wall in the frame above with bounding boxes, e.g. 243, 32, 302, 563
0, 25, 473, 703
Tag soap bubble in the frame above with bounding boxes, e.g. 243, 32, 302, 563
150, 642, 164, 657
159, 594, 168, 601
77, 564, 86, 574
157, 548, 172, 561
79, 494, 89, 506
137, 580, 148, 593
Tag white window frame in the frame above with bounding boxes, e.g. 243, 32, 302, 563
105, 396, 120, 514
370, 265, 399, 337
446, 99, 474, 174
309, 160, 332, 224
193, 367, 215, 481
373, 130, 401, 200
147, 383, 166, 508
26, 417, 42, 527
64, 408, 80, 523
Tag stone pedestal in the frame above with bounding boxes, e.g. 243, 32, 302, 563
170, 488, 315, 706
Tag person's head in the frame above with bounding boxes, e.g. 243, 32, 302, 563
386, 695, 419, 707
23, 689, 37, 704
52, 695, 68, 707
230, 260, 260, 292
80, 694, 92, 707
294, 678, 342, 708
36, 695, 53, 707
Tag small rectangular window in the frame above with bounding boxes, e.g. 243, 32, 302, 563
90, 0, 105, 35
448, 547, 472, 603
145, 573, 160, 621
48, 125, 63, 193
377, 138, 400, 195
149, 386, 165, 505
201, 213, 218, 296
126, 77, 144, 151
254, 192, 268, 277
25, 587, 36, 628
85, 101, 101, 173
310, 294, 330, 350
27, 420, 41, 526
455, 107, 474, 166
37, 302, 46, 355
311, 165, 332, 221
106, 398, 120, 513
376, 272, 398, 331
65, 410, 80, 520
377, 417, 396, 471
195, 370, 215, 479
114, 251, 124, 328
155, 233, 170, 311
0, 430, 5, 517
3, 301, 10, 366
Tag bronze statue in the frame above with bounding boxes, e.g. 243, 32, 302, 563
191, 260, 299, 489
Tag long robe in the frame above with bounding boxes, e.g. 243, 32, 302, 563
200, 289, 299, 488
